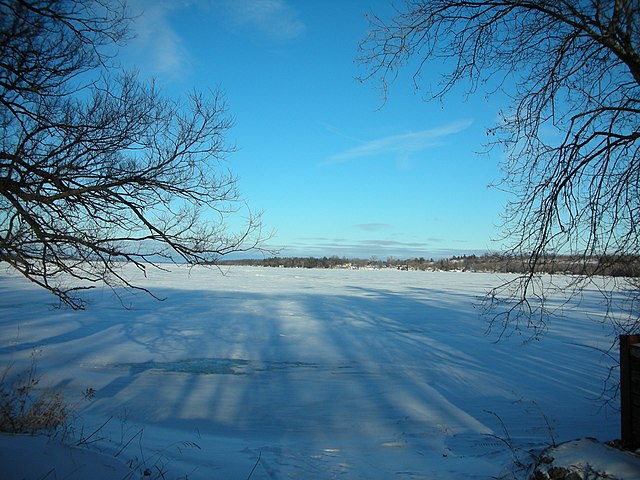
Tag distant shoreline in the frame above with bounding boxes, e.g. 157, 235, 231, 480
218, 253, 639, 277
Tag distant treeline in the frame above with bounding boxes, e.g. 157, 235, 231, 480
219, 253, 640, 277
220, 253, 640, 277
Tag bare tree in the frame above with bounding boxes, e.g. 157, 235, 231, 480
359, 1, 640, 339
0, 0, 265, 308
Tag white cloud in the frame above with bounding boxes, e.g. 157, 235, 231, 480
222, 0, 305, 40
266, 236, 484, 260
122, 0, 304, 80
124, 0, 192, 79
323, 120, 474, 165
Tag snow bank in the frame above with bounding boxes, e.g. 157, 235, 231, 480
532, 438, 640, 479
0, 433, 131, 479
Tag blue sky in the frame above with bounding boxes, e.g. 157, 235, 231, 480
123, 0, 511, 260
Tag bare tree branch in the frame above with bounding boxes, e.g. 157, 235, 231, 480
0, 0, 268, 308
359, 0, 640, 339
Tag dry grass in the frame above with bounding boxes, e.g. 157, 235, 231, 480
0, 353, 69, 434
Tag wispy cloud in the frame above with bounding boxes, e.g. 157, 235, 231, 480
266, 236, 485, 260
222, 0, 305, 40
125, 0, 191, 79
322, 120, 473, 166
124, 0, 304, 80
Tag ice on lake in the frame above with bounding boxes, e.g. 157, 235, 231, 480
0, 265, 622, 479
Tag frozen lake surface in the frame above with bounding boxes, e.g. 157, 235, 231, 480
0, 265, 622, 479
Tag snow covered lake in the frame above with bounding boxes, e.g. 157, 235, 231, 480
0, 265, 623, 479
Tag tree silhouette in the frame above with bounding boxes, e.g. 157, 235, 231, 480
0, 0, 264, 308
359, 0, 640, 338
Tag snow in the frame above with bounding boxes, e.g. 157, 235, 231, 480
0, 265, 636, 479
536, 438, 640, 479
0, 433, 132, 479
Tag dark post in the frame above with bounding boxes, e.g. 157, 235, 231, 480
620, 334, 640, 449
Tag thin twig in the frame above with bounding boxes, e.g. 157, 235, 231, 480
246, 450, 261, 480
76, 415, 112, 447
